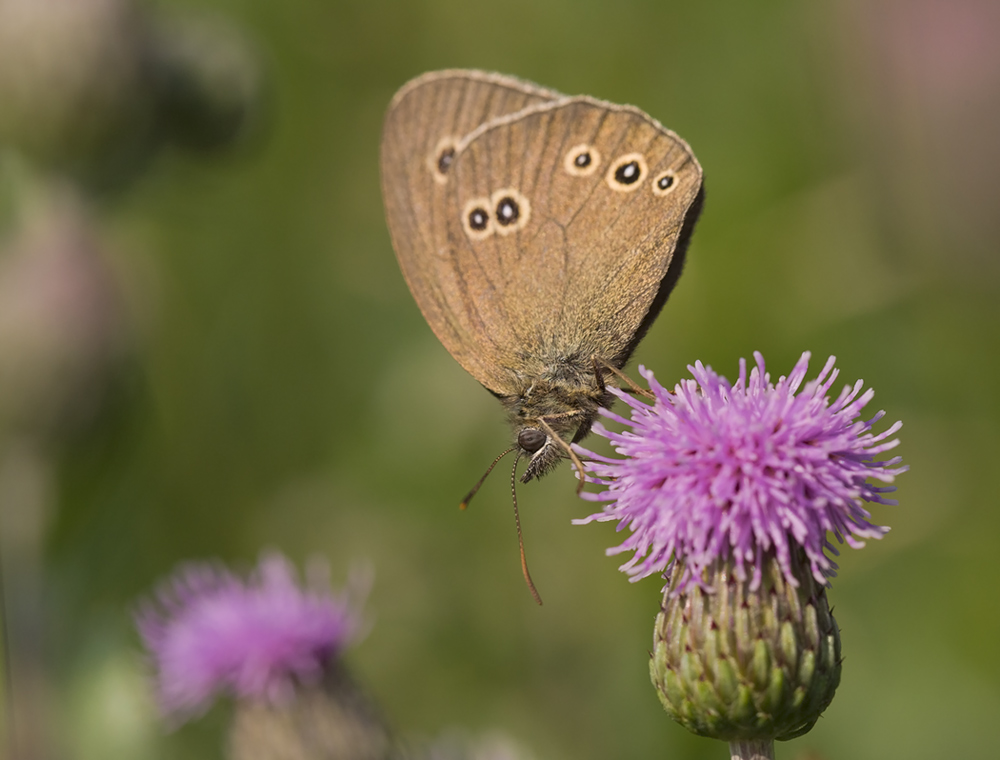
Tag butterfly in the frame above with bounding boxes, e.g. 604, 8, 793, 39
380, 70, 703, 600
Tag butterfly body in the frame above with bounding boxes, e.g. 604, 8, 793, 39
499, 361, 612, 482
381, 70, 703, 481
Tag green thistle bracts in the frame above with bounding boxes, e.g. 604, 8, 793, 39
650, 551, 841, 742
227, 663, 395, 760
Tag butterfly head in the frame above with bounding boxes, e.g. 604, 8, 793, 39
504, 368, 611, 483
515, 406, 599, 483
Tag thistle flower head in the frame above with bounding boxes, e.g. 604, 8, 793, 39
575, 352, 906, 593
136, 552, 366, 721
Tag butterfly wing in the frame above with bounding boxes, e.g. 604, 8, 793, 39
441, 97, 703, 393
380, 71, 561, 387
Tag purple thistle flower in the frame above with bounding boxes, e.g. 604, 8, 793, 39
136, 552, 366, 722
574, 352, 906, 593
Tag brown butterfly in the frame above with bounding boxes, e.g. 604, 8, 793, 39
380, 71, 703, 597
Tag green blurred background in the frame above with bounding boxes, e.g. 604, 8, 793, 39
1, 0, 998, 758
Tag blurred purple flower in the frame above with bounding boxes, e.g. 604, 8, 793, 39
136, 552, 366, 721
574, 352, 906, 593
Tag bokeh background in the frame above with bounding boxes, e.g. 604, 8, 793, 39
1, 0, 998, 758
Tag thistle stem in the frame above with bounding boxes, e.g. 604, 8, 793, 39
729, 739, 775, 760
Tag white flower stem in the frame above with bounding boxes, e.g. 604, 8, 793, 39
729, 739, 775, 760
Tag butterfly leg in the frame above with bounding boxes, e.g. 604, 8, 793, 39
536, 416, 589, 494
594, 357, 653, 399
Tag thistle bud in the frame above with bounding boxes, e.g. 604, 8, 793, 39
150, 14, 263, 152
227, 661, 393, 760
650, 551, 841, 742
0, 0, 155, 173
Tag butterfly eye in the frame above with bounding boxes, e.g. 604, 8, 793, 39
489, 188, 531, 235
652, 170, 677, 196
461, 197, 495, 240
518, 428, 546, 454
607, 153, 647, 192
429, 136, 459, 184
563, 143, 601, 176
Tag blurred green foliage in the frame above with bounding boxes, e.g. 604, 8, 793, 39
3, 0, 998, 758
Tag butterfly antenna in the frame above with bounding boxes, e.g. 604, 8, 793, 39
510, 453, 543, 606
459, 447, 515, 510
